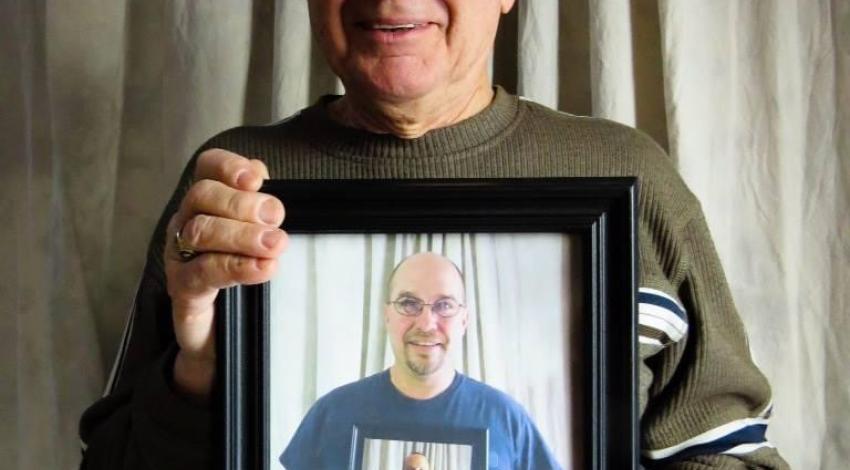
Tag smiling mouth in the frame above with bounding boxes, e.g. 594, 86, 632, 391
372, 23, 418, 31
408, 340, 443, 349
358, 22, 432, 33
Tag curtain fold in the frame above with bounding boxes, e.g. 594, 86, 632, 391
518, 0, 560, 107
1, 0, 846, 468
589, 0, 637, 125
659, 2, 849, 467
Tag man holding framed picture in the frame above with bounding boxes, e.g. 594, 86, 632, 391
281, 252, 561, 469
79, 0, 789, 469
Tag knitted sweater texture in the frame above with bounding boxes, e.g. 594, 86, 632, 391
79, 87, 788, 469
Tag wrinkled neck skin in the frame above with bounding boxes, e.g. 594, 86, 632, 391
389, 363, 456, 400
328, 72, 494, 139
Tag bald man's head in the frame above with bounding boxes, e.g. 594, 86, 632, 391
403, 451, 431, 470
387, 252, 465, 303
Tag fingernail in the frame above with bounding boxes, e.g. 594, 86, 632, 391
235, 170, 250, 188
255, 258, 272, 270
259, 199, 278, 224
261, 230, 282, 249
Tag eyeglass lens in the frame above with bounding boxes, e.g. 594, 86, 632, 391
395, 298, 459, 317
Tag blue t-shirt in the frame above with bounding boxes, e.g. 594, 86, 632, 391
281, 370, 562, 469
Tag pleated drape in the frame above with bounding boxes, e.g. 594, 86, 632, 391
1, 1, 847, 468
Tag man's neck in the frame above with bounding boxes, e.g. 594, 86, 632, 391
328, 74, 494, 139
388, 364, 456, 400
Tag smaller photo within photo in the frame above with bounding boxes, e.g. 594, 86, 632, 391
362, 439, 472, 470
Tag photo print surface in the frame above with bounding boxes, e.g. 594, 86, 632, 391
268, 233, 585, 469
362, 439, 472, 470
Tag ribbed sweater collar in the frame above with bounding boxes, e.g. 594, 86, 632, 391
295, 86, 520, 160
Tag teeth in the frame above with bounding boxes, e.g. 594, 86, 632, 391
372, 23, 417, 30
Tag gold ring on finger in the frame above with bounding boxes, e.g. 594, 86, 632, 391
174, 228, 200, 262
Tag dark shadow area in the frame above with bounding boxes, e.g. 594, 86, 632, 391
629, 0, 669, 151
309, 35, 340, 102
493, 5, 519, 95
242, 0, 276, 125
559, 0, 592, 116
564, 238, 586, 470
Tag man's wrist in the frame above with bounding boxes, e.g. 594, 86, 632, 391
172, 350, 215, 404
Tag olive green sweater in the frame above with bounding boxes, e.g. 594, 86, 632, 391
79, 87, 788, 469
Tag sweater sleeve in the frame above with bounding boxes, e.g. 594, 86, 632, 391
76, 257, 215, 470
78, 146, 211, 469
78, 345, 213, 469
638, 213, 789, 469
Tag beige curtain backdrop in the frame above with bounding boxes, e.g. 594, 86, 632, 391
0, 0, 847, 469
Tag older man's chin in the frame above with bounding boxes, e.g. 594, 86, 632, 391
348, 62, 442, 102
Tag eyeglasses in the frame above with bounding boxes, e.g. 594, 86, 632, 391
388, 297, 465, 318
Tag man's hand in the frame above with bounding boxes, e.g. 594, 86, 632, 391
164, 149, 287, 400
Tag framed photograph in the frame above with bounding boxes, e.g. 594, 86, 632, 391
217, 178, 638, 470
350, 423, 488, 470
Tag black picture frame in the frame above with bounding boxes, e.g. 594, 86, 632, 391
216, 178, 638, 470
